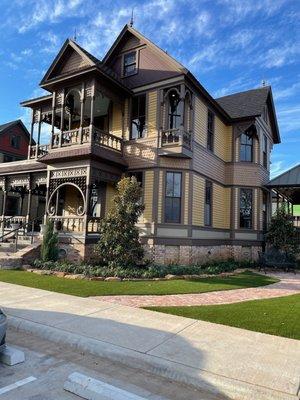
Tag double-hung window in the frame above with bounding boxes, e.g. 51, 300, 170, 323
204, 181, 212, 226
165, 172, 182, 223
123, 51, 137, 77
240, 133, 253, 162
207, 109, 214, 151
240, 188, 253, 229
131, 95, 146, 139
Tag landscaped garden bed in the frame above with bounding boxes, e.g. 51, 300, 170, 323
0, 269, 278, 297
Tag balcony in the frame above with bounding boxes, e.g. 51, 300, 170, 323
29, 144, 49, 159
158, 128, 192, 158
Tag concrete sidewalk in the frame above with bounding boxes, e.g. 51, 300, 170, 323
1, 281, 299, 400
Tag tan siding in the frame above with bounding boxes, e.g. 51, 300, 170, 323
123, 98, 130, 140
235, 137, 240, 162
157, 170, 164, 223
192, 174, 205, 226
214, 119, 232, 162
194, 96, 207, 146
184, 172, 189, 225
147, 91, 158, 137
105, 183, 116, 214
61, 51, 89, 74
254, 137, 259, 163
213, 184, 231, 229
142, 170, 154, 223
111, 102, 122, 137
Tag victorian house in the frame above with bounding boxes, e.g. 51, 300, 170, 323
0, 25, 280, 264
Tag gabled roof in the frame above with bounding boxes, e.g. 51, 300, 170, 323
216, 86, 280, 143
0, 119, 28, 135
216, 87, 270, 119
267, 164, 300, 187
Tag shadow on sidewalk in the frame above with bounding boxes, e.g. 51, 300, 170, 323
4, 305, 231, 400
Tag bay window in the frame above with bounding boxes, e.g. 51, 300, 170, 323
165, 172, 182, 223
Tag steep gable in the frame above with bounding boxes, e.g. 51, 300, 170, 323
103, 25, 185, 89
40, 39, 97, 85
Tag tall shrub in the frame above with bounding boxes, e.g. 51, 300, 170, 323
41, 220, 59, 262
94, 176, 145, 268
266, 205, 298, 254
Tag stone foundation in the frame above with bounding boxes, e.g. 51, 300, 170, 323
143, 244, 261, 265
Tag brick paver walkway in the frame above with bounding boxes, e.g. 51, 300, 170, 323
93, 272, 300, 308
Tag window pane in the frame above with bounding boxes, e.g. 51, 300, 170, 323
125, 64, 136, 76
240, 189, 252, 229
172, 198, 181, 222
131, 95, 146, 139
124, 52, 136, 66
173, 173, 181, 197
245, 146, 252, 161
166, 173, 174, 197
165, 198, 173, 222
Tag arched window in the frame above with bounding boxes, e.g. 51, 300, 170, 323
240, 132, 253, 162
168, 89, 183, 130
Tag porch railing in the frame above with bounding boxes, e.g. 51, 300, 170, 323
29, 144, 49, 159
51, 126, 123, 152
48, 216, 102, 234
160, 128, 192, 149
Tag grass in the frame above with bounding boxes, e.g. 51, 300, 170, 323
146, 294, 300, 340
293, 204, 300, 216
0, 270, 278, 297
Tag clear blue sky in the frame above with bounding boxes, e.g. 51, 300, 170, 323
0, 0, 299, 177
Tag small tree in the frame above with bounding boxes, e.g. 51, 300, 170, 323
266, 205, 298, 254
95, 176, 145, 268
40, 220, 59, 262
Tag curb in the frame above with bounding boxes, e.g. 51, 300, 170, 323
8, 316, 298, 400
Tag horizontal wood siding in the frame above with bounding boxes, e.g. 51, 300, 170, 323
213, 184, 231, 229
184, 172, 189, 225
147, 91, 157, 137
192, 174, 205, 226
194, 96, 207, 146
215, 120, 232, 162
61, 50, 89, 74
105, 183, 116, 214
143, 170, 154, 222
111, 102, 123, 137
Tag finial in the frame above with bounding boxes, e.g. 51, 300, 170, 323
129, 8, 134, 27
74, 28, 77, 42
261, 79, 267, 87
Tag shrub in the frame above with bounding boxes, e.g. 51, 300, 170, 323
266, 205, 298, 254
94, 176, 145, 268
40, 220, 59, 262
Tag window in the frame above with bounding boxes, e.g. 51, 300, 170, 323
263, 134, 268, 168
204, 181, 212, 226
123, 51, 137, 77
131, 95, 146, 139
240, 189, 253, 229
168, 89, 183, 130
10, 135, 20, 149
207, 109, 214, 151
165, 172, 182, 223
240, 132, 253, 162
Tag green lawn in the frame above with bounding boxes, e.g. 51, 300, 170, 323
0, 270, 277, 297
146, 294, 300, 340
293, 204, 300, 216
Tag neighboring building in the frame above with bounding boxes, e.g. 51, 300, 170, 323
0, 25, 281, 263
0, 120, 31, 162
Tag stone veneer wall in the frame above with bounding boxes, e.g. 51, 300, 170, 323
143, 244, 261, 265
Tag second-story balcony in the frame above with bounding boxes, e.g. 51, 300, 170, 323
158, 128, 192, 158
29, 126, 123, 161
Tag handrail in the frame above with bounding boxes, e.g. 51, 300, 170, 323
0, 216, 43, 251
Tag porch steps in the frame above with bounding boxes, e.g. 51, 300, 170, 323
0, 240, 41, 270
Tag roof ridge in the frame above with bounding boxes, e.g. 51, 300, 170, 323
269, 163, 300, 183
216, 86, 270, 100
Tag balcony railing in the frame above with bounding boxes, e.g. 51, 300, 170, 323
51, 126, 123, 153
29, 144, 49, 159
48, 216, 102, 234
161, 128, 192, 149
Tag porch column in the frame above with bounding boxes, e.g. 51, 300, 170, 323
1, 190, 7, 236
50, 91, 56, 149
27, 109, 35, 159
36, 109, 42, 159
89, 80, 95, 142
179, 83, 185, 143
59, 89, 65, 147
79, 82, 85, 144
26, 188, 32, 224
84, 168, 91, 235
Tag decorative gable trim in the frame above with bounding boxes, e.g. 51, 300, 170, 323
40, 39, 97, 85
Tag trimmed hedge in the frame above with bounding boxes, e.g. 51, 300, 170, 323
32, 259, 255, 279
